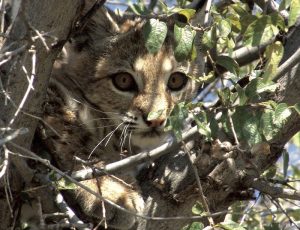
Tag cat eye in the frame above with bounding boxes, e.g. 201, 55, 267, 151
112, 73, 137, 91
167, 72, 188, 91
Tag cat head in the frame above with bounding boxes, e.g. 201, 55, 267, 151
66, 1, 205, 148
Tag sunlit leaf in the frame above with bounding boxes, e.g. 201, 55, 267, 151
279, 0, 292, 11
55, 177, 77, 190
182, 222, 204, 230
193, 112, 212, 140
244, 15, 279, 46
174, 24, 196, 61
261, 103, 292, 141
177, 9, 196, 21
293, 103, 300, 114
262, 41, 284, 82
218, 87, 232, 106
216, 55, 239, 75
289, 0, 300, 27
264, 222, 281, 230
196, 71, 215, 83
231, 106, 263, 146
236, 84, 248, 105
217, 220, 246, 230
192, 202, 205, 215
165, 102, 189, 139
143, 19, 167, 53
216, 19, 231, 37
202, 28, 216, 49
274, 103, 292, 125
147, 109, 164, 120
291, 132, 300, 147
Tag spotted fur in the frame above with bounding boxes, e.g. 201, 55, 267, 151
38, 1, 203, 229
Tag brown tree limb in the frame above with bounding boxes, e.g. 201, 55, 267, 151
247, 178, 300, 200
0, 0, 82, 184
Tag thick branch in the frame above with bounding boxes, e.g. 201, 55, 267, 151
0, 0, 82, 183
247, 178, 300, 200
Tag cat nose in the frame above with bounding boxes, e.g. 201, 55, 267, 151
142, 115, 166, 128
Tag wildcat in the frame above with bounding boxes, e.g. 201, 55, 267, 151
38, 1, 203, 229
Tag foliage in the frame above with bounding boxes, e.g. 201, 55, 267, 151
138, 0, 300, 229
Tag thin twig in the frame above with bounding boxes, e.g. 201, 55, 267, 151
270, 197, 300, 229
6, 46, 36, 129
55, 192, 91, 230
182, 141, 214, 226
0, 128, 28, 146
0, 146, 9, 179
9, 141, 230, 222
203, 0, 212, 27
72, 125, 199, 181
227, 109, 239, 146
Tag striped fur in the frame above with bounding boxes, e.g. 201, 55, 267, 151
37, 2, 203, 229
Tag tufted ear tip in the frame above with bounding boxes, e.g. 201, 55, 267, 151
71, 1, 121, 52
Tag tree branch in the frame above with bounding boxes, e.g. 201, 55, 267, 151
247, 178, 300, 200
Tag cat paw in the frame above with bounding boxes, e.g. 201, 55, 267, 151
76, 176, 144, 229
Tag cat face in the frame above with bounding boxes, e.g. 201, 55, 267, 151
66, 6, 203, 149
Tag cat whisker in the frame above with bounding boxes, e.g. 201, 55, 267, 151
128, 131, 133, 155
104, 122, 125, 147
120, 124, 130, 151
85, 124, 119, 130
88, 121, 125, 158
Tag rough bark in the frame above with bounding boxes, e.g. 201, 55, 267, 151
0, 0, 82, 228
0, 1, 300, 230
136, 21, 300, 230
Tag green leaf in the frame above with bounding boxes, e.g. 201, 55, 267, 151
218, 87, 232, 106
279, 0, 291, 11
261, 110, 276, 140
193, 112, 212, 140
174, 24, 196, 62
264, 222, 281, 230
245, 78, 278, 100
217, 220, 246, 230
293, 103, 300, 114
260, 103, 292, 141
165, 102, 189, 139
216, 55, 239, 75
55, 177, 77, 190
262, 42, 284, 82
263, 166, 277, 179
244, 15, 279, 46
291, 132, 300, 147
192, 202, 205, 215
143, 19, 167, 53
196, 71, 215, 83
182, 222, 204, 230
147, 109, 164, 121
289, 0, 300, 27
177, 9, 196, 21
282, 150, 289, 178
231, 106, 263, 146
236, 84, 248, 105
274, 103, 292, 125
202, 28, 216, 49
216, 19, 231, 37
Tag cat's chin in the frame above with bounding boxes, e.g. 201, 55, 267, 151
131, 130, 172, 150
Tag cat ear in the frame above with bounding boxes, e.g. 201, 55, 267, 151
71, 1, 121, 52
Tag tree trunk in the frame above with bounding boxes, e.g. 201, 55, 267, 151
0, 0, 82, 228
